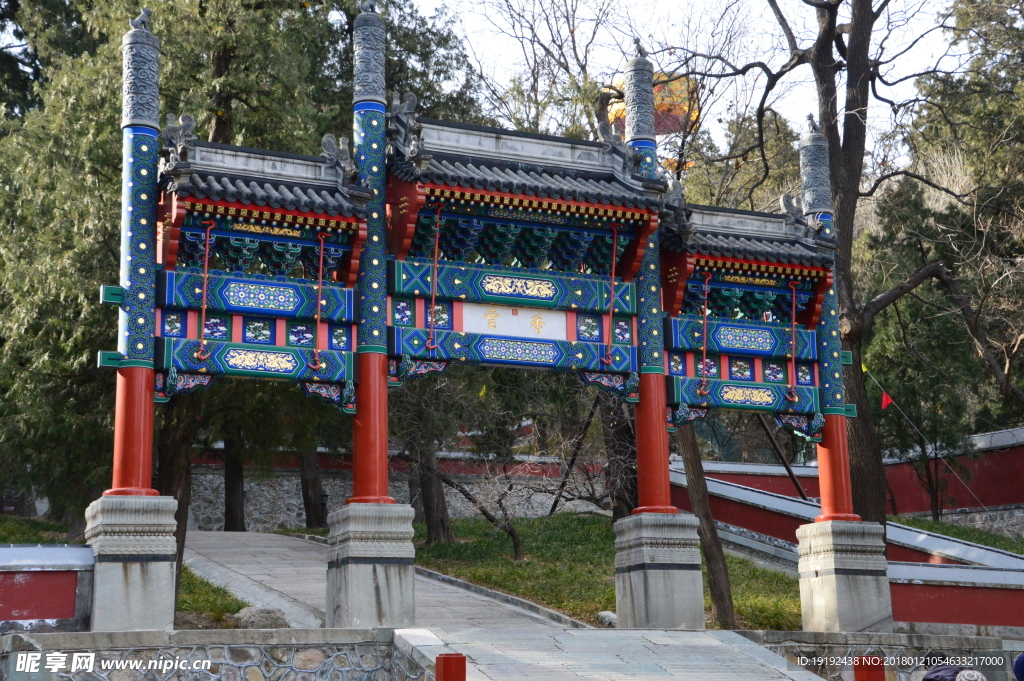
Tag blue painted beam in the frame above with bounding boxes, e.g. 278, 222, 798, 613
389, 327, 636, 374
665, 317, 817, 360
157, 270, 355, 323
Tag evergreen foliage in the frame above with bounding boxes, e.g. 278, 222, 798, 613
0, 0, 482, 518
678, 111, 800, 212
859, 0, 1024, 462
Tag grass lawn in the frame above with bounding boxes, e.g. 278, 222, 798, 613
275, 527, 328, 537
0, 515, 72, 543
891, 515, 1024, 555
414, 514, 802, 630
176, 565, 247, 620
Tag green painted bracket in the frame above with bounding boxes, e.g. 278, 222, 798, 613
97, 351, 122, 368
844, 403, 858, 418
840, 350, 853, 365
100, 285, 124, 306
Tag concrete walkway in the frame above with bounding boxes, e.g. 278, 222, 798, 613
184, 531, 564, 630
186, 531, 821, 680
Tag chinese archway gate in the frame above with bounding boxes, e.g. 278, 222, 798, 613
88, 5, 891, 635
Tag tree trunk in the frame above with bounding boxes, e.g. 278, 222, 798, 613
208, 46, 235, 144
600, 394, 637, 519
155, 394, 204, 599
298, 448, 324, 529
502, 520, 524, 561
223, 437, 246, 532
929, 453, 943, 522
843, 340, 888, 524
806, 0, 887, 527
741, 414, 760, 463
549, 394, 600, 515
408, 464, 425, 524
419, 450, 454, 545
535, 417, 549, 458
431, 468, 523, 560
677, 423, 735, 628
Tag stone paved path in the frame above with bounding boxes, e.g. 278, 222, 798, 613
184, 531, 563, 630
186, 531, 821, 680
396, 628, 822, 681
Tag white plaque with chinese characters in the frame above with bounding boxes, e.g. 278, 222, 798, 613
462, 303, 567, 341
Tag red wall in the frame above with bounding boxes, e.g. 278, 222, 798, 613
672, 485, 965, 564
885, 446, 1024, 513
886, 545, 963, 565
703, 473, 821, 498
891, 582, 1024, 627
0, 571, 78, 620
704, 445, 1024, 514
672, 485, 806, 544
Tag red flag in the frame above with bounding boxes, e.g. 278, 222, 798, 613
881, 392, 894, 410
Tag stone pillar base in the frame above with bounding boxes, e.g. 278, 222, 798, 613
797, 520, 893, 632
613, 512, 704, 629
85, 495, 178, 632
326, 503, 415, 628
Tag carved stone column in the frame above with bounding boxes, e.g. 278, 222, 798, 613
86, 496, 178, 631
325, 503, 415, 628
796, 520, 893, 632
613, 512, 704, 629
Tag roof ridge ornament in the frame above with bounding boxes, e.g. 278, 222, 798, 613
780, 193, 803, 220
321, 133, 361, 191
158, 113, 197, 190
595, 90, 627, 156
162, 114, 196, 148
388, 91, 431, 170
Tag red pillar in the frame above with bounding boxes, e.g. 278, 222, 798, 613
105, 367, 158, 496
815, 413, 859, 522
435, 654, 466, 681
633, 373, 676, 514
348, 352, 395, 504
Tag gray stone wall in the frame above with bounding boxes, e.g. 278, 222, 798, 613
932, 505, 1024, 540
189, 467, 603, 532
1, 630, 424, 681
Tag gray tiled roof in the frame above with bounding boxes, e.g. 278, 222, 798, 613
173, 172, 366, 219
390, 155, 660, 210
685, 231, 832, 266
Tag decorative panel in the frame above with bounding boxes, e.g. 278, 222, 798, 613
156, 338, 352, 383
462, 303, 567, 341
158, 270, 354, 323
667, 376, 818, 415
